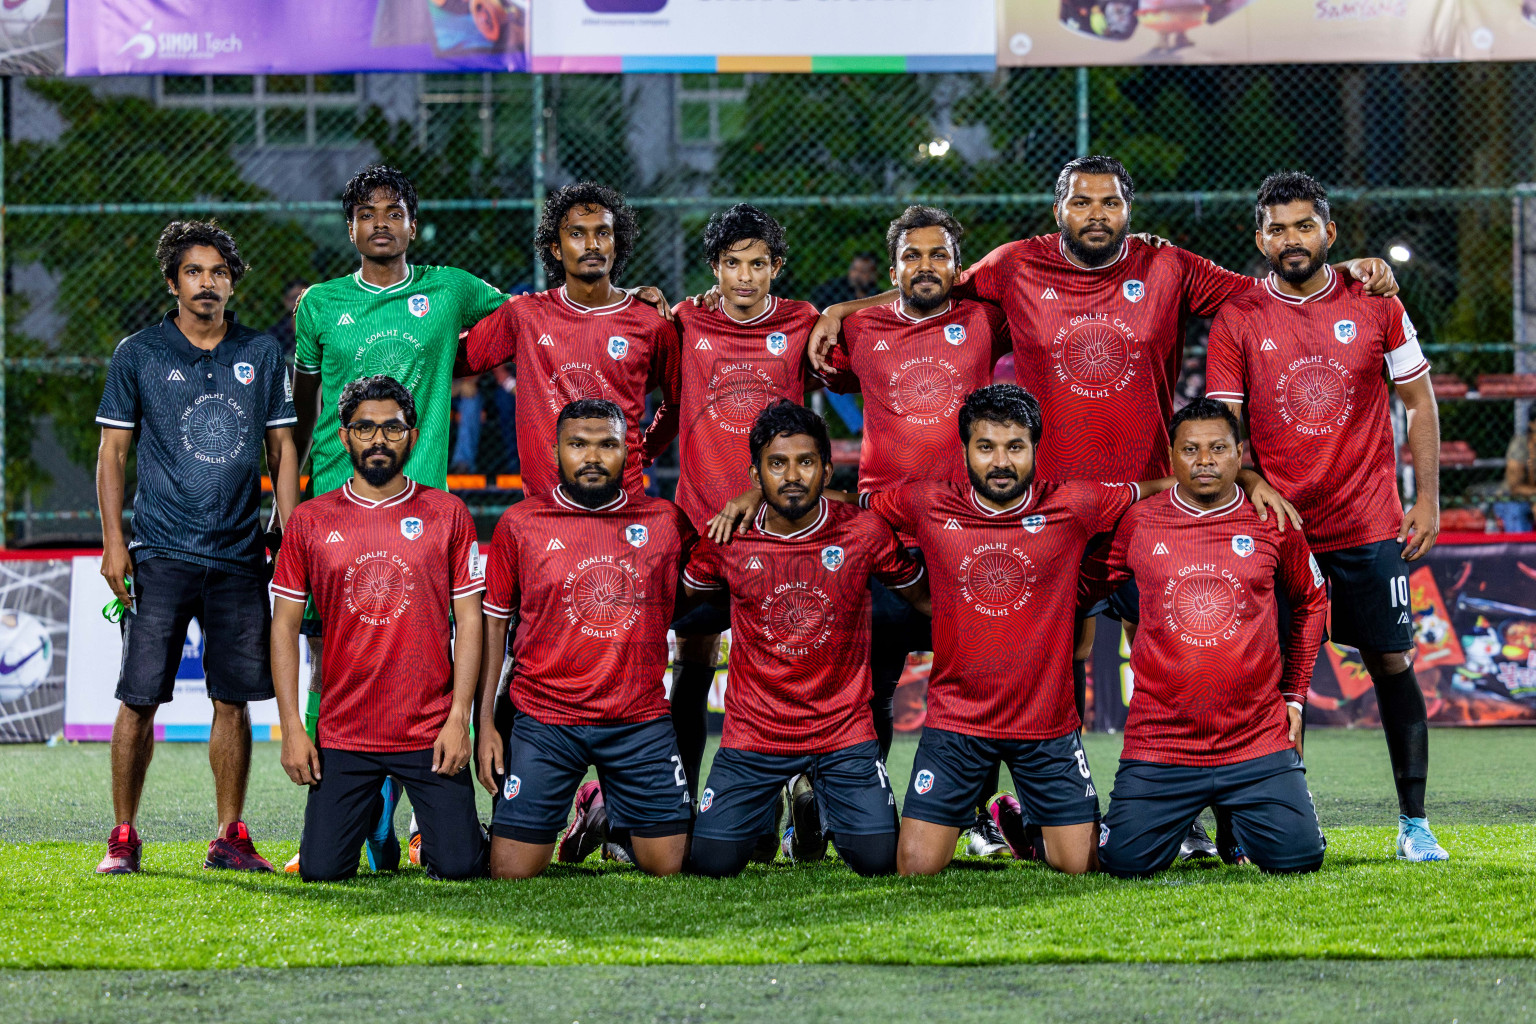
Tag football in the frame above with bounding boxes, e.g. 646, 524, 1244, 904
0, 610, 53, 703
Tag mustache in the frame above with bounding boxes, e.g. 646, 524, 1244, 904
362, 445, 395, 460
911, 272, 942, 285
192, 291, 220, 302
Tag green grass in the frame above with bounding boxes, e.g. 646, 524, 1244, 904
2, 729, 1533, 1021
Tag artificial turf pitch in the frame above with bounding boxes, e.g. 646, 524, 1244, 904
2, 729, 1532, 1022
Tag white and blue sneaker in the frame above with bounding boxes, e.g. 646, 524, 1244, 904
364, 776, 403, 871
1396, 815, 1449, 862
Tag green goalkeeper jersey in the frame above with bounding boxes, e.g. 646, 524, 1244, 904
294, 264, 507, 496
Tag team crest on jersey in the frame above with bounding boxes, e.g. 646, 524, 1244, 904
1123, 279, 1146, 303
913, 769, 935, 795
1232, 534, 1254, 558
607, 335, 630, 359
400, 517, 424, 541
1333, 320, 1357, 344
625, 524, 649, 548
407, 294, 430, 318
233, 362, 255, 386
944, 324, 966, 346
821, 545, 844, 572
766, 332, 788, 355
699, 787, 714, 813
1022, 514, 1046, 534
503, 775, 521, 800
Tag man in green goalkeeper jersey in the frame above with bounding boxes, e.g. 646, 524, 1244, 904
285, 165, 505, 871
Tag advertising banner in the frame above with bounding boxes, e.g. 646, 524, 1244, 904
0, 554, 71, 743
63, 555, 301, 742
66, 0, 530, 77
530, 0, 996, 73
1090, 535, 1536, 732
999, 0, 1536, 66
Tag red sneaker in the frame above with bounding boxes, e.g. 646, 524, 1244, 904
95, 823, 141, 875
204, 821, 275, 872
557, 780, 608, 863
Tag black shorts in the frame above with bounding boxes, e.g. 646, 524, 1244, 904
1098, 748, 1325, 877
1313, 538, 1413, 653
300, 746, 486, 881
1077, 532, 1140, 624
489, 712, 692, 844
903, 727, 1099, 828
693, 741, 897, 842
115, 555, 273, 706
871, 547, 932, 659
670, 595, 732, 639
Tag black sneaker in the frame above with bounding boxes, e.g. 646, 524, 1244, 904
784, 774, 828, 863
964, 810, 1011, 858
750, 789, 786, 863
1178, 819, 1219, 862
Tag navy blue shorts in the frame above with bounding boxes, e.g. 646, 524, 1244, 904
489, 712, 692, 845
903, 727, 1099, 828
693, 741, 897, 842
871, 548, 932, 660
1078, 532, 1140, 623
670, 595, 732, 638
1098, 748, 1326, 877
116, 555, 273, 706
1314, 539, 1413, 653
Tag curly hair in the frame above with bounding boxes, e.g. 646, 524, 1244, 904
885, 205, 964, 267
702, 203, 788, 267
958, 383, 1043, 446
535, 181, 638, 284
341, 165, 419, 222
1255, 170, 1331, 229
156, 220, 246, 285
748, 399, 830, 469
338, 374, 418, 428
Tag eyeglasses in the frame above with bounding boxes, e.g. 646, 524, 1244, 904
345, 420, 409, 441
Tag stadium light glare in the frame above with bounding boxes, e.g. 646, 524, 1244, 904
1389, 244, 1412, 263
925, 138, 951, 158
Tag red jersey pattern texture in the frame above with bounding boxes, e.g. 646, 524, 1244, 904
1104, 488, 1328, 766
954, 235, 1256, 481
483, 487, 695, 726
820, 298, 1010, 540
681, 498, 922, 756
663, 296, 821, 531
867, 479, 1138, 741
271, 481, 484, 752
1205, 268, 1429, 553
463, 287, 680, 498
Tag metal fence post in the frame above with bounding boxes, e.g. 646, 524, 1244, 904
1076, 67, 1090, 157
532, 73, 547, 292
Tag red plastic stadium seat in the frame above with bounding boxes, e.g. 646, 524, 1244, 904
1430, 374, 1468, 399
1439, 507, 1487, 532
1474, 374, 1536, 398
1401, 440, 1475, 466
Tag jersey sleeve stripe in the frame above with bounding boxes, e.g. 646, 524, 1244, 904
265, 416, 299, 427
681, 568, 722, 590
294, 361, 321, 374
886, 563, 925, 589
95, 415, 137, 428
1390, 359, 1430, 385
483, 601, 513, 618
271, 586, 307, 603
451, 582, 488, 598
857, 492, 872, 510
1205, 390, 1245, 402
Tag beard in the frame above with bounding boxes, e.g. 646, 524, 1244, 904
766, 485, 817, 522
967, 464, 1033, 506
350, 440, 410, 488
1060, 220, 1129, 268
1270, 240, 1330, 285
903, 274, 950, 312
561, 465, 622, 508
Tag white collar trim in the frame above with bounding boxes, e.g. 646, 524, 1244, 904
558, 286, 633, 316
968, 482, 1034, 517
352, 267, 415, 295
722, 293, 778, 326
343, 479, 416, 509
551, 485, 629, 513
1057, 235, 1128, 272
893, 298, 954, 324
753, 495, 829, 539
1264, 265, 1338, 305
1169, 486, 1244, 519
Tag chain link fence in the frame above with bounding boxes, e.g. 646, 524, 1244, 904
5, 63, 1534, 543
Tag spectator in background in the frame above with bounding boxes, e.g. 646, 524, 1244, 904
1504, 416, 1536, 498
450, 285, 530, 476
269, 278, 308, 368
810, 252, 882, 309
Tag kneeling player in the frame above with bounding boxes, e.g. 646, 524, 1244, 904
272, 376, 487, 882
1096, 399, 1328, 877
478, 399, 694, 879
682, 401, 927, 878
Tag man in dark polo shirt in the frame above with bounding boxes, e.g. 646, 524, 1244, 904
93, 220, 300, 875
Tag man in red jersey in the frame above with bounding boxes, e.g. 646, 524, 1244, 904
655, 204, 823, 805
476, 398, 694, 879
681, 401, 927, 878
1206, 171, 1447, 862
271, 376, 487, 882
859, 384, 1172, 876
462, 181, 680, 499
1097, 399, 1328, 877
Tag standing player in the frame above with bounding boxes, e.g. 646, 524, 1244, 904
1096, 399, 1329, 877
476, 399, 693, 879
286, 165, 508, 866
1206, 171, 1447, 861
861, 385, 1165, 876
654, 204, 822, 804
681, 401, 927, 878
271, 376, 486, 882
462, 181, 680, 499
94, 220, 298, 875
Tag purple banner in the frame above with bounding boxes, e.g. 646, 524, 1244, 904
66, 0, 529, 76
